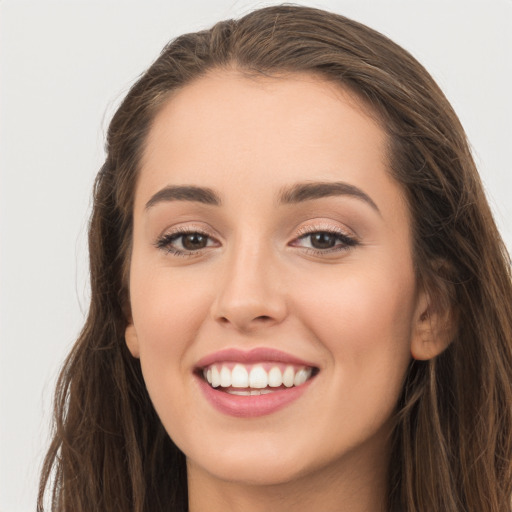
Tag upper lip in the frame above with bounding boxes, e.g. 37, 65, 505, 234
195, 347, 318, 369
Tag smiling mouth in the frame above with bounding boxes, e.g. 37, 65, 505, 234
198, 362, 319, 395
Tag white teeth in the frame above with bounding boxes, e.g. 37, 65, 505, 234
249, 365, 268, 388
231, 364, 249, 388
282, 366, 295, 387
294, 368, 310, 386
202, 362, 315, 391
211, 366, 221, 388
227, 389, 251, 396
226, 388, 275, 396
251, 388, 273, 395
268, 366, 283, 387
220, 366, 231, 387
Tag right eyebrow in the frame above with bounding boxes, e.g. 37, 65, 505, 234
145, 185, 221, 210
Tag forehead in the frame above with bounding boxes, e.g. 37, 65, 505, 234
136, 70, 406, 222
143, 70, 385, 163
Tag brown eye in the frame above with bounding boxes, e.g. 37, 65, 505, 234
155, 230, 218, 255
181, 233, 208, 250
291, 229, 358, 254
309, 232, 337, 249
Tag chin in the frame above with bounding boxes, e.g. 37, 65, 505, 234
190, 453, 313, 487
183, 428, 340, 488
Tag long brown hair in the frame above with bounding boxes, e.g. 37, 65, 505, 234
38, 5, 512, 511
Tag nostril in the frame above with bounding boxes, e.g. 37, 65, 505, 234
255, 315, 272, 322
214, 309, 284, 331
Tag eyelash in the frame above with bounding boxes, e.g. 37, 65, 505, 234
291, 226, 358, 255
154, 227, 217, 257
155, 226, 359, 257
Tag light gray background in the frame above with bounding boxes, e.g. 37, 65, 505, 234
1, 1, 511, 510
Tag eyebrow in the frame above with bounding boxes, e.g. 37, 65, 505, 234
144, 181, 379, 214
278, 181, 380, 214
145, 185, 221, 209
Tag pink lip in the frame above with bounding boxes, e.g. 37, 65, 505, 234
195, 347, 316, 369
194, 347, 318, 418
196, 377, 314, 418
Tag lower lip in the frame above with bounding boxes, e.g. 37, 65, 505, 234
197, 377, 314, 418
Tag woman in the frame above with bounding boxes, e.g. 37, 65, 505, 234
38, 5, 512, 511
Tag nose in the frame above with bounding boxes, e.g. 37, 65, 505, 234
211, 242, 287, 333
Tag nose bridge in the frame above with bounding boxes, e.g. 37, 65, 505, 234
212, 232, 286, 330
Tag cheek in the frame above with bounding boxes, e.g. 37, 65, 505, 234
294, 261, 416, 387
128, 265, 215, 409
296, 271, 415, 444
301, 262, 415, 328
131, 265, 213, 350
129, 270, 214, 435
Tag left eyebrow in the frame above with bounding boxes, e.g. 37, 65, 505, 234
278, 181, 380, 215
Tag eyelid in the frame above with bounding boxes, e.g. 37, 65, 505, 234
156, 222, 218, 240
154, 223, 221, 256
294, 221, 357, 240
289, 221, 360, 256
153, 220, 359, 257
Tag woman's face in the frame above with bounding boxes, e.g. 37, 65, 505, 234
125, 71, 431, 488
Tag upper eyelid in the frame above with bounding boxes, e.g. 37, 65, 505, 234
155, 221, 358, 244
157, 223, 218, 239
294, 223, 357, 240
296, 225, 349, 234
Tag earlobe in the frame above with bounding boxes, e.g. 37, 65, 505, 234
125, 322, 140, 358
410, 288, 455, 361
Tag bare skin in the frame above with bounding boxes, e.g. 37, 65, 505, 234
187, 423, 391, 512
125, 71, 450, 511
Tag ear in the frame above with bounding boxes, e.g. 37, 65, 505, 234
125, 320, 140, 359
410, 286, 456, 361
